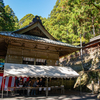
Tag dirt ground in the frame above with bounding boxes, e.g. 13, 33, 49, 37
0, 90, 98, 100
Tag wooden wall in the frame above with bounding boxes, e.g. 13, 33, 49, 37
5, 45, 59, 66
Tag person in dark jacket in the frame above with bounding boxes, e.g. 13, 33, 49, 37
31, 79, 39, 95
23, 81, 28, 95
38, 78, 43, 94
39, 78, 43, 87
19, 78, 23, 95
23, 81, 28, 87
15, 78, 19, 87
27, 80, 31, 96
15, 78, 19, 93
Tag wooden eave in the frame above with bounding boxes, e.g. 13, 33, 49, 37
0, 35, 80, 57
83, 40, 100, 49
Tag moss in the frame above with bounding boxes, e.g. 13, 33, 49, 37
74, 71, 88, 90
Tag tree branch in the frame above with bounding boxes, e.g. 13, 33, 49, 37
92, 2, 100, 10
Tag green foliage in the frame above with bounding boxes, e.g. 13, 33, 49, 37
89, 71, 98, 80
43, 0, 100, 45
0, 4, 19, 31
0, 58, 5, 62
19, 14, 47, 28
19, 14, 34, 28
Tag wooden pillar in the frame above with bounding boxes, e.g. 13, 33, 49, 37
2, 77, 4, 98
62, 78, 63, 85
80, 75, 82, 94
92, 80, 94, 94
98, 71, 99, 86
46, 78, 48, 98
34, 58, 36, 65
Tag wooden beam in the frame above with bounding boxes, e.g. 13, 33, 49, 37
55, 47, 61, 52
33, 44, 37, 48
21, 43, 25, 47
45, 46, 49, 50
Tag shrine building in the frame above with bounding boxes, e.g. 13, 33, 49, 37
0, 16, 80, 68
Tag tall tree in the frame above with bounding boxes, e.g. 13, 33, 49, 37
0, 3, 19, 31
19, 14, 46, 28
4, 5, 19, 31
0, 0, 5, 31
19, 14, 34, 28
44, 0, 100, 45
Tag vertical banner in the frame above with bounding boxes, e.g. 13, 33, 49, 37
4, 77, 9, 90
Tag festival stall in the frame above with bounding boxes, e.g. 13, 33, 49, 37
2, 63, 79, 98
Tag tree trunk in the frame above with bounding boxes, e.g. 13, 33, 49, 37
92, 17, 95, 37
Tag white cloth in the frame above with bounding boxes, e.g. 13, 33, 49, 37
48, 87, 51, 91
19, 85, 23, 87
44, 87, 46, 91
4, 77, 9, 90
28, 89, 30, 96
61, 85, 64, 87
4, 63, 79, 78
39, 87, 42, 91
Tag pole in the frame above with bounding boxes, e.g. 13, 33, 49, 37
62, 78, 63, 85
80, 34, 84, 71
92, 80, 94, 94
80, 75, 81, 94
2, 77, 4, 98
46, 78, 48, 98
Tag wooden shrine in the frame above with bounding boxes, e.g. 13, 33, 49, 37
0, 16, 80, 66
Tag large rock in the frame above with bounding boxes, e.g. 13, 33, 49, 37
97, 93, 100, 99
74, 71, 88, 88
87, 83, 99, 93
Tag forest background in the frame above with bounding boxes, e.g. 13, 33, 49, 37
0, 0, 100, 46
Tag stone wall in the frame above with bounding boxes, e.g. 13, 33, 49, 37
60, 46, 100, 72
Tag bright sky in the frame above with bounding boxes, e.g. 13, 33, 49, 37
3, 0, 57, 20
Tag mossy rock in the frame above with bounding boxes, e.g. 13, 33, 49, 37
87, 83, 99, 93
97, 93, 100, 99
74, 71, 88, 89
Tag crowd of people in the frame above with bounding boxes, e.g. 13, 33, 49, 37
15, 78, 44, 96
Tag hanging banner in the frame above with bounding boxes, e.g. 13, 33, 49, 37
0, 73, 29, 91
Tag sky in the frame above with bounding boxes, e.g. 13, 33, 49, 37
3, 0, 57, 20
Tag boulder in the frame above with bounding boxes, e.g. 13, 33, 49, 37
97, 93, 100, 99
74, 71, 88, 88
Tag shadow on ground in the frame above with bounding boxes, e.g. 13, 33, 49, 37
0, 90, 98, 100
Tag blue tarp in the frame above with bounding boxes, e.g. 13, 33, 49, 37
0, 62, 4, 67
0, 65, 3, 67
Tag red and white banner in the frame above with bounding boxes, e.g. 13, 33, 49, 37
0, 73, 29, 91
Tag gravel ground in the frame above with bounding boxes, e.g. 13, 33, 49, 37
0, 92, 98, 100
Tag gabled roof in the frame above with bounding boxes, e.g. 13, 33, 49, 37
83, 35, 100, 49
13, 16, 56, 40
0, 32, 80, 49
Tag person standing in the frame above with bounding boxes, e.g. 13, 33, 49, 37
15, 78, 19, 94
31, 79, 39, 95
39, 78, 43, 87
23, 81, 28, 95
38, 78, 43, 94
15, 78, 19, 87
19, 78, 23, 95
27, 80, 31, 96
